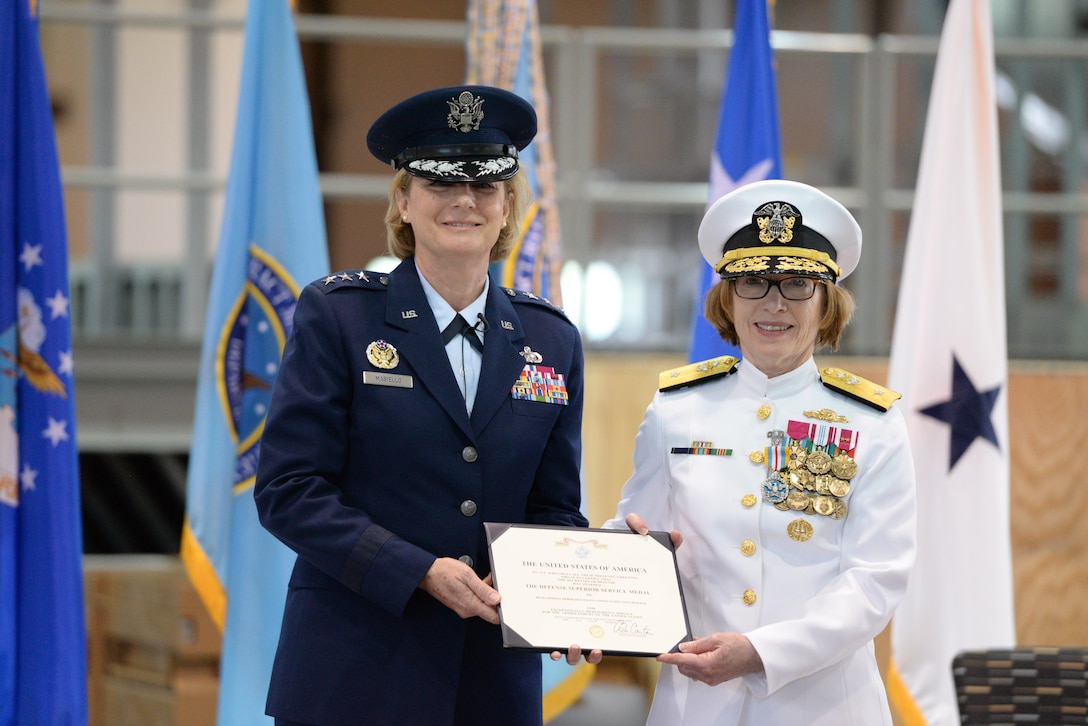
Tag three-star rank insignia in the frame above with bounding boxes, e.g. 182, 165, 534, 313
659, 356, 739, 392
820, 367, 901, 412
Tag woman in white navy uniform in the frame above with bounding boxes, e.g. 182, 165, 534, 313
604, 179, 917, 725
255, 86, 596, 726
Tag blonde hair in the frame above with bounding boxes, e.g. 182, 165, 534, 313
383, 169, 532, 263
703, 278, 856, 352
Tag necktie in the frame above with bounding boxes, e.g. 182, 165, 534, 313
441, 314, 484, 354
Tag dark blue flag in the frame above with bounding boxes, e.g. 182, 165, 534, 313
687, 0, 782, 362
0, 1, 88, 724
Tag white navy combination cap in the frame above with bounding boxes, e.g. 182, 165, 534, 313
698, 179, 862, 283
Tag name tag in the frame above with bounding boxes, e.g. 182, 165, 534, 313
362, 371, 413, 389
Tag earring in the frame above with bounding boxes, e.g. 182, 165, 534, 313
502, 220, 507, 228
402, 216, 409, 223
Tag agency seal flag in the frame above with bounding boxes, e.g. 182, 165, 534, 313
179, 1, 330, 724
0, 1, 87, 724
466, 0, 563, 306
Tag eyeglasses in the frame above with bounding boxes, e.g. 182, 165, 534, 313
733, 276, 819, 300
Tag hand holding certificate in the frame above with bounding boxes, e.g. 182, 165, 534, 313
485, 523, 692, 657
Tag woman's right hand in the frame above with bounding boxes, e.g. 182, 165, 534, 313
419, 557, 501, 624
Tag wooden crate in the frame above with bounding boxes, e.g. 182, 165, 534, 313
85, 555, 221, 726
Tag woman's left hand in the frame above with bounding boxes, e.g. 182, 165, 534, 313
656, 632, 763, 686
624, 512, 683, 549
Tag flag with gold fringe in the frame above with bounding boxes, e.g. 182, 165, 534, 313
0, 1, 87, 724
180, 1, 329, 723
466, 0, 564, 307
886, 0, 1016, 723
465, 1, 591, 719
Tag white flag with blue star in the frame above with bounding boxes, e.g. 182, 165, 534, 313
886, 0, 1016, 723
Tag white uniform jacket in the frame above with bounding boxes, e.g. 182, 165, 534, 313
604, 357, 916, 726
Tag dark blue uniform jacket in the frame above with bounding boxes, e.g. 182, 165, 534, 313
254, 257, 588, 725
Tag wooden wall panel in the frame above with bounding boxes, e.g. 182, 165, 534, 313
1005, 363, 1088, 648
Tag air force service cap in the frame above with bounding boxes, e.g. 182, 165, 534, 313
698, 179, 862, 283
366, 85, 537, 183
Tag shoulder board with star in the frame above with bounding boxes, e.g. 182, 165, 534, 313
659, 356, 739, 392
819, 366, 901, 412
317, 270, 389, 293
503, 287, 571, 321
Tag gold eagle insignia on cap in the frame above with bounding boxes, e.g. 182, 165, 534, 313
820, 367, 901, 412
659, 356, 739, 392
755, 202, 797, 244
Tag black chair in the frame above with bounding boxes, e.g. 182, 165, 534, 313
953, 647, 1088, 724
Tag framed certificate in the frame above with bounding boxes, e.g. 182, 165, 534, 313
484, 523, 692, 657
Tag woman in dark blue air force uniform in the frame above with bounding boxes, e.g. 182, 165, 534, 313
254, 86, 597, 726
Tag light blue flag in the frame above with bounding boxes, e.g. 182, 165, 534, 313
687, 0, 782, 363
0, 2, 87, 725
180, 1, 329, 724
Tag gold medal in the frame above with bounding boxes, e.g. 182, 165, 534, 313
787, 519, 813, 542
786, 490, 809, 511
757, 404, 771, 420
814, 474, 833, 496
830, 499, 848, 520
366, 340, 399, 369
830, 452, 858, 480
791, 469, 815, 491
813, 495, 835, 517
829, 478, 851, 497
805, 449, 832, 475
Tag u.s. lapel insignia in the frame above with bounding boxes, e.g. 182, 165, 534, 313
401, 310, 418, 319
519, 346, 543, 364
501, 320, 514, 330
366, 340, 399, 369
